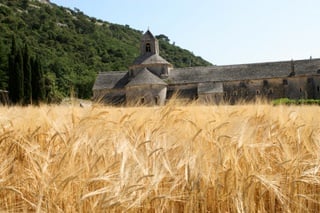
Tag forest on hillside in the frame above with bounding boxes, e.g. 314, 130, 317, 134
0, 0, 212, 102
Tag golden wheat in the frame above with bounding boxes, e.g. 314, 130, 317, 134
0, 102, 319, 212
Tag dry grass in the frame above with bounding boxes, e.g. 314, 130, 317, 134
0, 101, 319, 212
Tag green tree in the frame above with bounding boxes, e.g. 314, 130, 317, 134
42, 72, 63, 104
0, 1, 212, 100
15, 49, 24, 104
8, 36, 19, 103
31, 56, 45, 104
0, 70, 7, 90
0, 40, 8, 89
23, 44, 32, 105
21, 0, 29, 10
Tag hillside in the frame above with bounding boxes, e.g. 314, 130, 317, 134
0, 0, 212, 99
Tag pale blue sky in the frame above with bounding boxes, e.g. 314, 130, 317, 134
50, 0, 320, 65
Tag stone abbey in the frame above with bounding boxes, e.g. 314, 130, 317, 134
93, 30, 320, 105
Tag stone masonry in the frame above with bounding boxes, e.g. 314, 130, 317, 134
93, 30, 320, 105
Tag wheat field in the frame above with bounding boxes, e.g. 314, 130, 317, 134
0, 101, 319, 212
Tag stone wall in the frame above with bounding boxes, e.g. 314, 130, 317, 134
126, 84, 167, 105
93, 75, 320, 105
93, 88, 126, 105
286, 77, 308, 99
222, 76, 317, 103
198, 93, 224, 104
222, 77, 309, 103
167, 84, 198, 100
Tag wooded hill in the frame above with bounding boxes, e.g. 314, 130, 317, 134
0, 0, 212, 101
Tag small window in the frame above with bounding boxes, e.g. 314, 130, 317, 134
263, 80, 268, 86
141, 98, 145, 104
269, 89, 273, 94
233, 91, 238, 96
283, 79, 288, 85
317, 69, 320, 74
317, 86, 320, 92
256, 90, 260, 95
299, 88, 302, 93
146, 43, 151, 52
239, 82, 246, 87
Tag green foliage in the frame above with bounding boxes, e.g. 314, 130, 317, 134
23, 44, 32, 105
7, 36, 48, 105
15, 49, 24, 103
0, 40, 8, 89
31, 56, 46, 104
156, 35, 212, 68
272, 98, 320, 105
0, 0, 212, 99
8, 36, 23, 104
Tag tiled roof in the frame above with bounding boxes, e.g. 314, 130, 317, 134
142, 30, 155, 40
92, 71, 129, 90
126, 68, 167, 87
169, 58, 320, 84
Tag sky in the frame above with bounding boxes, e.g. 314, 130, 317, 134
50, 0, 320, 65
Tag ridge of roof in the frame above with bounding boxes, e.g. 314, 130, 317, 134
133, 53, 171, 65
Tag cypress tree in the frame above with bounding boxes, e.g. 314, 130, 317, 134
23, 44, 32, 105
15, 49, 24, 104
0, 40, 8, 89
8, 36, 18, 103
37, 57, 45, 101
8, 36, 25, 104
31, 57, 38, 104
31, 56, 45, 104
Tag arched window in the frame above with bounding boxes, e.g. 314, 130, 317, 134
146, 43, 151, 52
155, 96, 159, 105
269, 89, 273, 94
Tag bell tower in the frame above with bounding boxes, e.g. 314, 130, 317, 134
129, 29, 172, 78
140, 30, 159, 56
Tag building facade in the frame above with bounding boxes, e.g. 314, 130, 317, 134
93, 30, 320, 105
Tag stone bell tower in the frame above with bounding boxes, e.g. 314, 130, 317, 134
140, 30, 159, 55
129, 30, 172, 79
